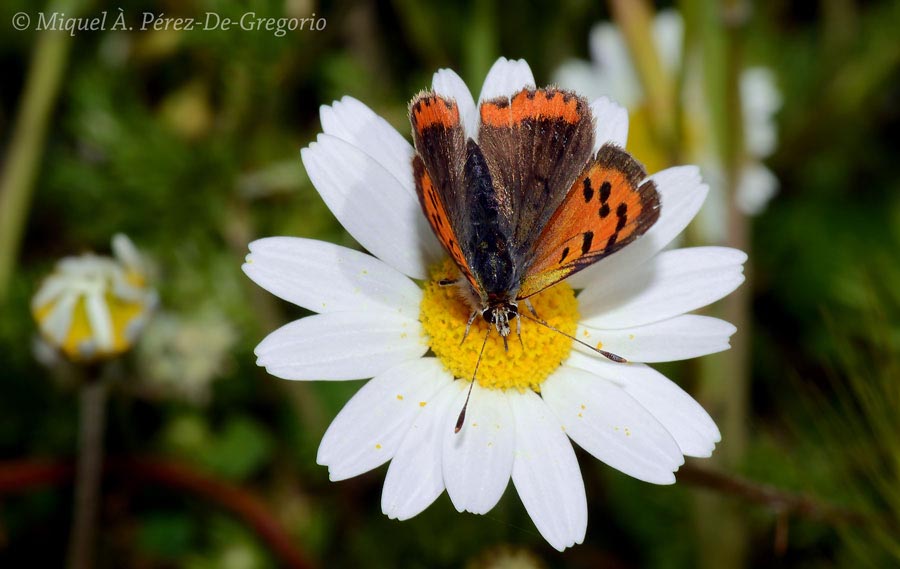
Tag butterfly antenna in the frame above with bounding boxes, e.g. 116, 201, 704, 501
520, 312, 627, 363
455, 326, 491, 433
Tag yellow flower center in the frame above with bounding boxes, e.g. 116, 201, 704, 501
419, 260, 579, 392
33, 291, 148, 363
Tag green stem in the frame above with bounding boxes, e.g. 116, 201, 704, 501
608, 0, 679, 160
678, 0, 752, 561
719, 0, 750, 465
0, 0, 84, 302
66, 371, 108, 569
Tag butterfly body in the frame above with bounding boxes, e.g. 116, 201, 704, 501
410, 88, 661, 340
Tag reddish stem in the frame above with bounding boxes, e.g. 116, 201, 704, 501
0, 456, 314, 569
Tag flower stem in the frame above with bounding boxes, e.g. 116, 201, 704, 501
0, 0, 85, 303
608, 0, 679, 160
66, 370, 108, 569
690, 0, 752, 566
679, 463, 867, 525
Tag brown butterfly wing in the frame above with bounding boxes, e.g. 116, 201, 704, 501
477, 88, 595, 256
410, 93, 478, 288
517, 144, 661, 299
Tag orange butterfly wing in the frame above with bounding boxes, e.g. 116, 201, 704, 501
413, 157, 477, 287
518, 144, 661, 298
410, 94, 478, 290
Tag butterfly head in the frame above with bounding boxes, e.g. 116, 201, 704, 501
482, 300, 518, 338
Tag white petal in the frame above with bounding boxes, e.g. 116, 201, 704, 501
588, 23, 640, 107
32, 275, 67, 311
568, 166, 709, 289
111, 233, 143, 273
317, 358, 451, 481
41, 290, 78, 344
85, 290, 114, 352
382, 378, 460, 520
442, 383, 515, 514
109, 270, 145, 303
542, 366, 683, 484
301, 134, 443, 280
577, 315, 737, 362
319, 96, 417, 197
243, 237, 421, 315
553, 61, 606, 102
432, 68, 478, 140
653, 10, 684, 76
255, 312, 426, 380
590, 97, 629, 151
477, 57, 536, 104
566, 352, 720, 457
579, 247, 746, 329
509, 390, 586, 551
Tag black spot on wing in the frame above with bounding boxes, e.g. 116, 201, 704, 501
599, 181, 611, 203
581, 231, 594, 255
582, 178, 594, 203
616, 203, 628, 231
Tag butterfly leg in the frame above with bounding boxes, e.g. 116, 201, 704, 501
438, 278, 457, 287
460, 311, 479, 346
516, 316, 525, 349
524, 299, 540, 319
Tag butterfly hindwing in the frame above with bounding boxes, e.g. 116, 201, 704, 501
410, 94, 478, 288
518, 143, 661, 299
477, 88, 595, 255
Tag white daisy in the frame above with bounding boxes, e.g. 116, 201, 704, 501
243, 58, 746, 551
32, 234, 156, 362
554, 9, 782, 242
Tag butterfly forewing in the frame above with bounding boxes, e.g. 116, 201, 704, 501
410, 94, 478, 289
477, 88, 595, 258
518, 143, 661, 299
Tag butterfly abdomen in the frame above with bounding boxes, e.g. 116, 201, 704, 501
464, 140, 517, 299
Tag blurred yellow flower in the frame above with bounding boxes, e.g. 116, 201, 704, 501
31, 234, 156, 363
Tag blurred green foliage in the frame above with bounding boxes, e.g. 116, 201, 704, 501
1, 0, 899, 567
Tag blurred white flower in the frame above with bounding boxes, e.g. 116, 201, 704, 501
31, 234, 156, 362
555, 9, 782, 242
136, 309, 238, 404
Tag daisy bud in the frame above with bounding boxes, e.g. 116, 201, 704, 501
31, 234, 157, 363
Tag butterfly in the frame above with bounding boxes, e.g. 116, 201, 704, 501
410, 88, 661, 428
